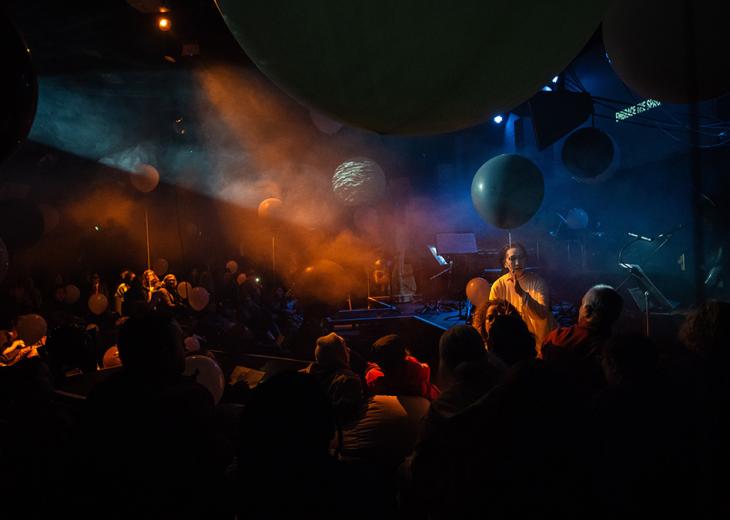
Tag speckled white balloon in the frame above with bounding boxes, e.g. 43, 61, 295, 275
332, 158, 386, 207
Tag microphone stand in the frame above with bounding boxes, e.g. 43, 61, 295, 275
617, 225, 683, 336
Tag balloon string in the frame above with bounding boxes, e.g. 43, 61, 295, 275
145, 203, 151, 272
272, 235, 276, 282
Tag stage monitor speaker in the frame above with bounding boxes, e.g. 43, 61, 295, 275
529, 91, 593, 150
323, 315, 444, 377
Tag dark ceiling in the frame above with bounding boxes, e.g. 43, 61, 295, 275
7, 0, 252, 74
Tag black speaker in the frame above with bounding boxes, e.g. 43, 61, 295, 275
529, 91, 593, 150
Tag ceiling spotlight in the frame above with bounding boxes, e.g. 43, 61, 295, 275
542, 85, 553, 92
493, 114, 504, 124
157, 16, 171, 31
551, 75, 559, 84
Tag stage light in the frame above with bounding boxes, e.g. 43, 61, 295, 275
542, 85, 553, 92
93, 225, 101, 232
157, 17, 171, 31
493, 114, 504, 124
552, 75, 559, 84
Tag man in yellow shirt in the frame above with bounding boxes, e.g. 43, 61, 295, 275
488, 243, 556, 352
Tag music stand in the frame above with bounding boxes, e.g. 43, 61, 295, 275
619, 262, 676, 336
435, 233, 477, 320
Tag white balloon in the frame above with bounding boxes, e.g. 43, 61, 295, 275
309, 109, 344, 135
131, 163, 160, 193
565, 208, 589, 230
177, 281, 192, 299
65, 284, 81, 304
183, 334, 200, 352
184, 335, 201, 353
16, 314, 48, 345
88, 293, 109, 315
257, 197, 284, 219
226, 260, 239, 274
184, 355, 225, 404
465, 277, 491, 307
188, 286, 210, 312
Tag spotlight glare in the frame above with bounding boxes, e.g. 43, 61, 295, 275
493, 114, 504, 124
551, 75, 559, 84
542, 85, 552, 92
158, 17, 171, 31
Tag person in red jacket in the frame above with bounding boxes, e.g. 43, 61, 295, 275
365, 334, 439, 400
541, 284, 623, 394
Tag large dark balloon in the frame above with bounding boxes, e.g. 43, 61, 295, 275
215, 1, 609, 135
0, 198, 44, 250
561, 127, 614, 179
471, 154, 544, 230
0, 15, 38, 162
603, 0, 730, 103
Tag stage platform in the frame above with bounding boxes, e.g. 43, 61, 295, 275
396, 302, 470, 331
322, 299, 469, 375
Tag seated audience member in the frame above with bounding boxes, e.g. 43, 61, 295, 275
485, 313, 537, 368
301, 332, 363, 427
113, 269, 135, 315
400, 324, 504, 516
142, 269, 161, 303
44, 323, 97, 382
77, 313, 230, 517
365, 334, 439, 400
236, 371, 364, 518
411, 358, 586, 520
541, 284, 623, 394
88, 272, 109, 300
679, 300, 730, 516
43, 284, 76, 329
680, 300, 730, 365
471, 298, 519, 343
120, 277, 149, 318
155, 273, 182, 309
542, 284, 623, 360
591, 334, 694, 518
0, 332, 72, 518
431, 324, 502, 418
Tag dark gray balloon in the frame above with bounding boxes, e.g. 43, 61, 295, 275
471, 154, 544, 230
562, 127, 614, 179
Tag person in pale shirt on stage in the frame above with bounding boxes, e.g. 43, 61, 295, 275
488, 243, 556, 351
